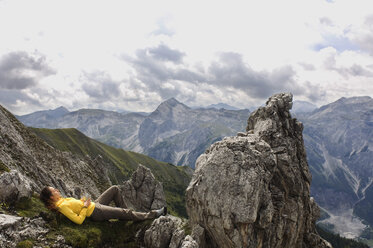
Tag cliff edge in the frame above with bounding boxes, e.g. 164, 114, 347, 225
186, 93, 331, 248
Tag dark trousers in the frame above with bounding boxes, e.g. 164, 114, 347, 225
89, 186, 157, 221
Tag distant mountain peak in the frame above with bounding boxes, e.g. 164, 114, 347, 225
292, 101, 317, 113
335, 96, 372, 104
54, 106, 69, 112
159, 98, 189, 109
206, 103, 239, 110
164, 97, 180, 104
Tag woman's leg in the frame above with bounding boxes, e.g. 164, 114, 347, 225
90, 203, 159, 222
95, 185, 127, 208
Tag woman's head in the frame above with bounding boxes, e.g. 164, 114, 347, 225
40, 186, 61, 210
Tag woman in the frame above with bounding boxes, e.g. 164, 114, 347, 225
40, 185, 167, 225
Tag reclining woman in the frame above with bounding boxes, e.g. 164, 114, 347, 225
40, 185, 167, 225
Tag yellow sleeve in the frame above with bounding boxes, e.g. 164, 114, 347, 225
59, 205, 88, 225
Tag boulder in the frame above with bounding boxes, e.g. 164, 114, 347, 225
144, 215, 198, 248
186, 93, 332, 248
0, 170, 33, 205
120, 164, 166, 211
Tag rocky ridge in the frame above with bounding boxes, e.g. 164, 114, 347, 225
186, 93, 331, 247
0, 105, 112, 200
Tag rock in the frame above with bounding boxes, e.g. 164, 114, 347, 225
0, 170, 33, 204
180, 235, 199, 248
0, 214, 65, 248
144, 216, 184, 248
144, 215, 199, 248
186, 93, 332, 248
0, 214, 22, 231
120, 164, 166, 212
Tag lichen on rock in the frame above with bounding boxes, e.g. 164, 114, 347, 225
186, 93, 332, 248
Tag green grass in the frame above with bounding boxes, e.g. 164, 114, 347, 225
0, 160, 10, 174
16, 240, 33, 248
16, 193, 47, 217
14, 195, 153, 248
30, 127, 192, 218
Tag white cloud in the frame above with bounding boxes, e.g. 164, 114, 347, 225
0, 0, 373, 114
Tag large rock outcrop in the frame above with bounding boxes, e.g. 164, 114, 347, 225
120, 164, 166, 212
186, 93, 331, 248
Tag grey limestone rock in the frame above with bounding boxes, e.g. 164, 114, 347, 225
186, 93, 332, 248
144, 215, 184, 248
0, 170, 33, 204
0, 214, 71, 248
144, 215, 197, 248
0, 214, 22, 231
120, 164, 166, 212
180, 235, 199, 248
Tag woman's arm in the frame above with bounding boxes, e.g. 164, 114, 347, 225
59, 205, 88, 225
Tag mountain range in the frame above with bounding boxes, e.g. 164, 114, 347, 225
16, 96, 373, 242
296, 96, 373, 239
17, 98, 250, 168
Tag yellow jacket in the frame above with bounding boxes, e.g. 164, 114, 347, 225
55, 197, 96, 225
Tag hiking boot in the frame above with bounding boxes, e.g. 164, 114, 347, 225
155, 207, 167, 217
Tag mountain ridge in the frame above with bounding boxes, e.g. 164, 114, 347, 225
17, 98, 250, 167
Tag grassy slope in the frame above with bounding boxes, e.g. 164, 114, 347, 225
30, 127, 191, 218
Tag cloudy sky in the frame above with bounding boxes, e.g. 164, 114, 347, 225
1, 0, 373, 115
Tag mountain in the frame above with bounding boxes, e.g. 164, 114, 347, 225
138, 98, 250, 167
205, 102, 240, 110
298, 96, 373, 238
16, 106, 70, 127
292, 100, 318, 113
18, 98, 250, 168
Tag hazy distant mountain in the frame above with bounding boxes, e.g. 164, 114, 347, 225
205, 103, 240, 110
298, 96, 373, 237
18, 98, 250, 167
16, 106, 70, 127
292, 100, 318, 113
138, 98, 250, 167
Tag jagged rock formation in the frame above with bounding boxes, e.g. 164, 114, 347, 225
120, 164, 166, 212
186, 93, 331, 248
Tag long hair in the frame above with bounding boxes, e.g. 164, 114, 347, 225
40, 186, 58, 211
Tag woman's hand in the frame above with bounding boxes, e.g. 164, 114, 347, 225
84, 198, 91, 208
